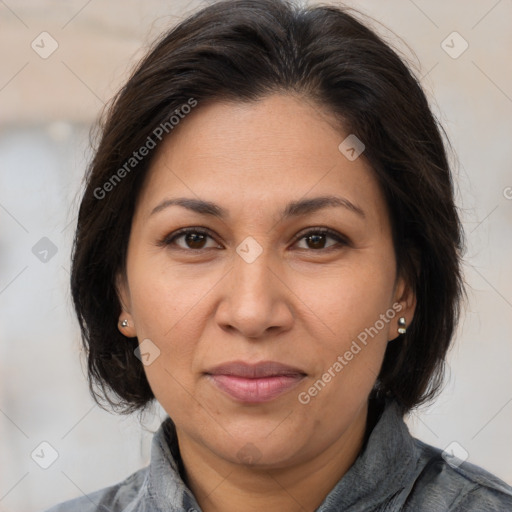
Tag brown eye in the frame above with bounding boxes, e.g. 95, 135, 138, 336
159, 227, 349, 252
303, 233, 330, 250
295, 229, 348, 251
160, 228, 221, 251
181, 232, 208, 249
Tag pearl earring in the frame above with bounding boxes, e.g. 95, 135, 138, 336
121, 319, 129, 328
398, 317, 407, 335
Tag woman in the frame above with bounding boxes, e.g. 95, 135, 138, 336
45, 0, 512, 510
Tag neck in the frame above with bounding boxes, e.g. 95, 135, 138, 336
176, 404, 369, 512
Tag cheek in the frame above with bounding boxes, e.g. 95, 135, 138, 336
292, 255, 396, 402
128, 276, 200, 418
124, 257, 208, 395
295, 258, 396, 347
127, 252, 211, 338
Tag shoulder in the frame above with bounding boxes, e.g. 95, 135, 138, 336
41, 466, 148, 512
404, 438, 512, 511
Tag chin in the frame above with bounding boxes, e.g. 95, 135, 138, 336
204, 423, 306, 468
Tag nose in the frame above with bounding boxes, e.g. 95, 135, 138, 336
215, 248, 294, 340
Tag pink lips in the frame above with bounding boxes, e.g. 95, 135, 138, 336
205, 361, 306, 403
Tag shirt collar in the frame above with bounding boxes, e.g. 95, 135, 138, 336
316, 398, 418, 511
145, 416, 201, 511
144, 398, 418, 511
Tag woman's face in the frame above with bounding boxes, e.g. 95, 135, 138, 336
117, 94, 415, 469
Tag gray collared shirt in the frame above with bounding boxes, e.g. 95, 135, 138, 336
43, 399, 512, 511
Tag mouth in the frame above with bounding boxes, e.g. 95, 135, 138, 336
204, 360, 307, 403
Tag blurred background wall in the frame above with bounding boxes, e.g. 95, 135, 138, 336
0, 1, 511, 510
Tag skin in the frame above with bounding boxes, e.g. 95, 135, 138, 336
117, 93, 416, 512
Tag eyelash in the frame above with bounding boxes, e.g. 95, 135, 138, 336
157, 227, 350, 253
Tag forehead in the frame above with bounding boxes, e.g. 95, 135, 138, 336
136, 94, 388, 227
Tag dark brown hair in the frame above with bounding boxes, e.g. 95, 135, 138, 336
70, 0, 465, 415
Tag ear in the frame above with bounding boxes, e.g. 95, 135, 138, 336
116, 272, 137, 338
390, 274, 417, 341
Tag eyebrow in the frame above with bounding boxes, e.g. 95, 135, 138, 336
150, 195, 366, 220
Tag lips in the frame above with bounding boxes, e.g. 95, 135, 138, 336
205, 360, 306, 403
